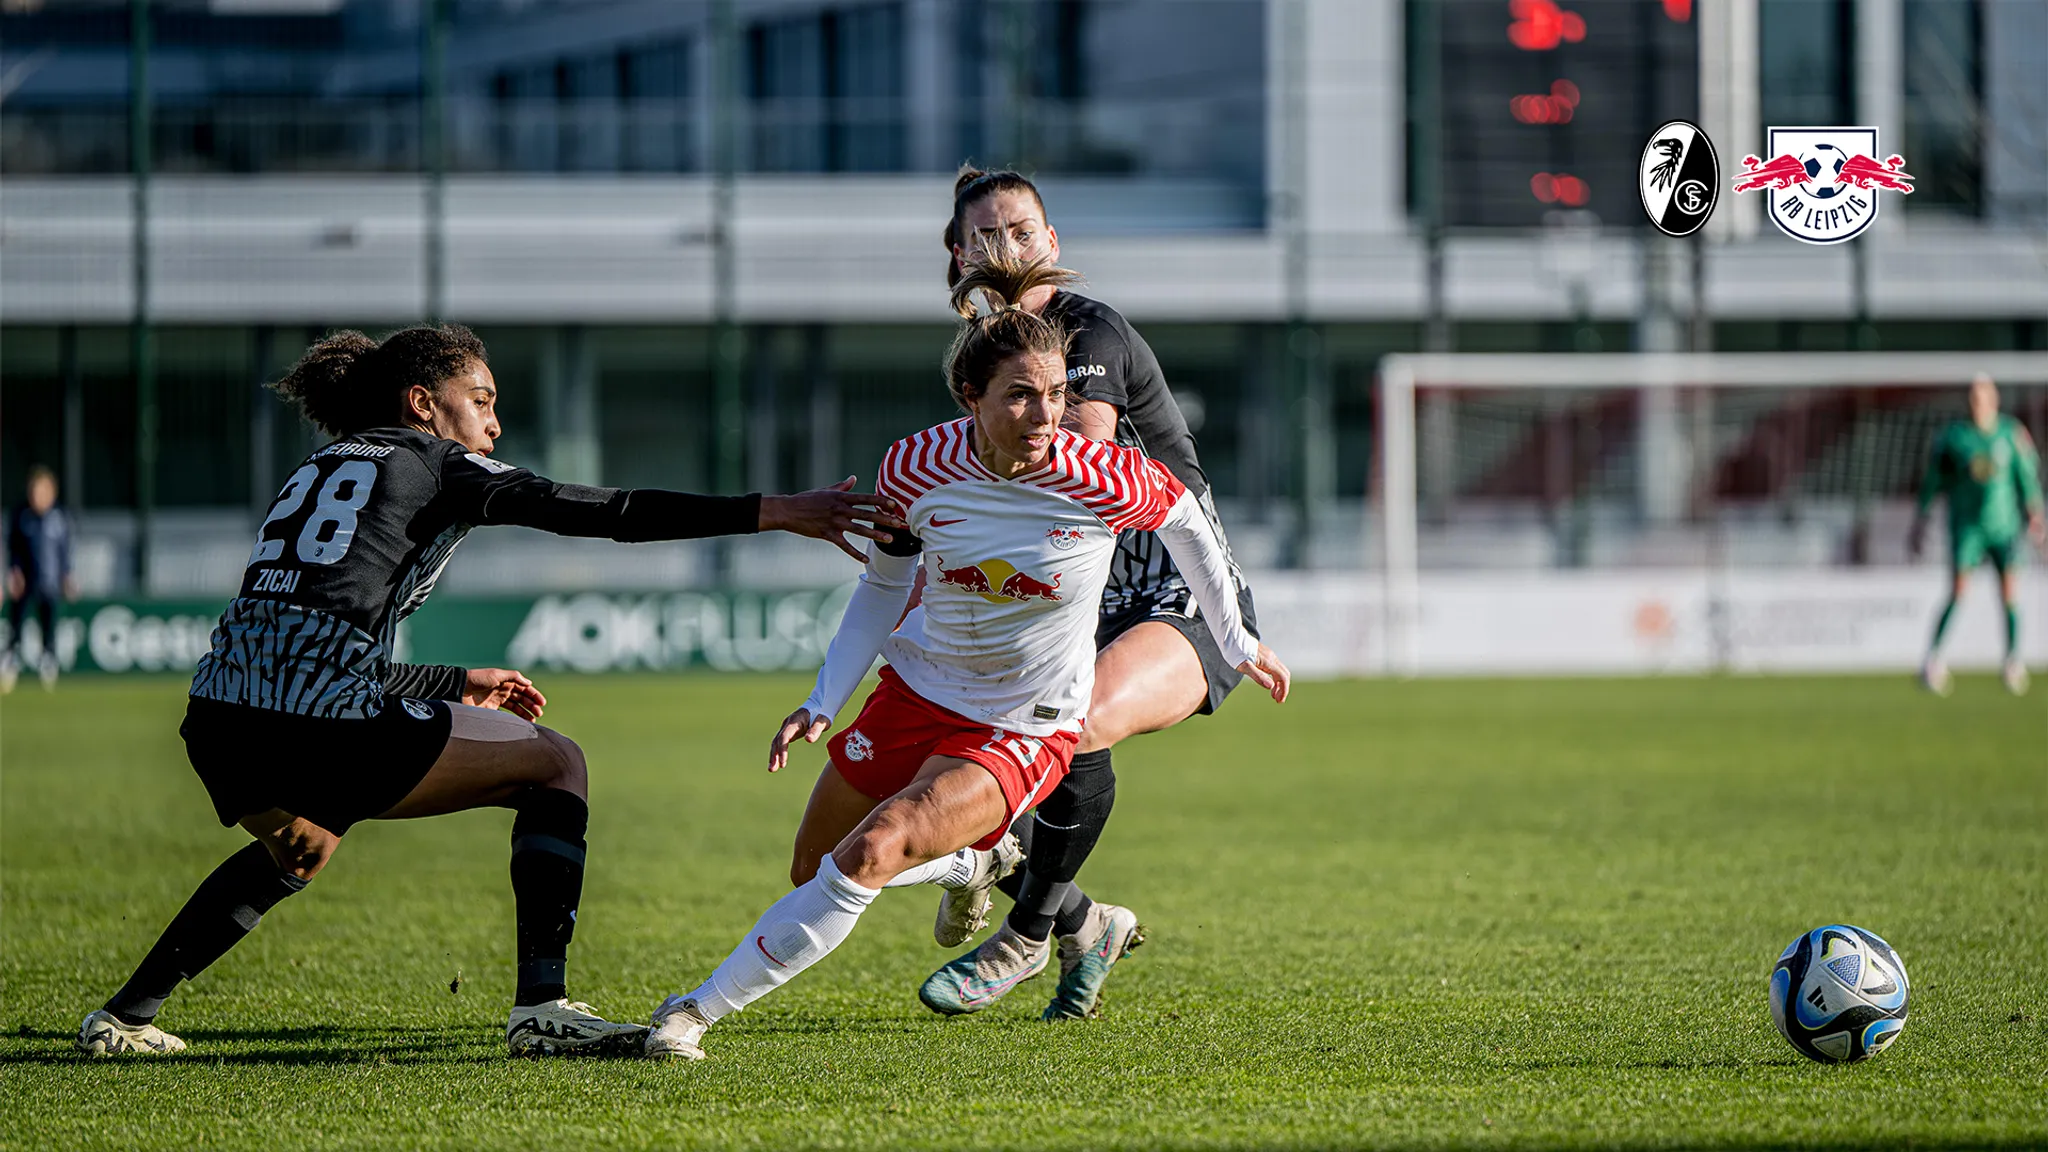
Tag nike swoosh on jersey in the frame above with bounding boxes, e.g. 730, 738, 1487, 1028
929, 516, 967, 527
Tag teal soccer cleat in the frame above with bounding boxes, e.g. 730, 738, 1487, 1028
918, 922, 1051, 1016
1042, 903, 1145, 1021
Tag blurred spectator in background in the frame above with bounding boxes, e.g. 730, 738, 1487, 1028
5, 465, 76, 693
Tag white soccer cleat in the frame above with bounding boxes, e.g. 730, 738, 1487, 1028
932, 832, 1024, 948
505, 998, 648, 1057
0, 654, 17, 695
37, 654, 57, 690
1920, 657, 1953, 697
2004, 659, 2030, 696
918, 921, 1053, 1015
75, 1009, 186, 1057
642, 995, 710, 1061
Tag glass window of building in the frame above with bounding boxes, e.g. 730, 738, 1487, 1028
621, 38, 693, 172
748, 11, 830, 172
834, 3, 907, 172
1903, 0, 1983, 214
494, 61, 563, 172
561, 52, 623, 173
1758, 0, 1856, 128
747, 3, 907, 173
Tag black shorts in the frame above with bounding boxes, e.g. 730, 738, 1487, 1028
181, 695, 454, 834
1096, 583, 1260, 717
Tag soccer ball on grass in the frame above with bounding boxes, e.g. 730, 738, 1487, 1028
1769, 924, 1910, 1063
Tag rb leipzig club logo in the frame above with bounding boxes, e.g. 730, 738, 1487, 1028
1639, 120, 1719, 237
1731, 127, 1914, 245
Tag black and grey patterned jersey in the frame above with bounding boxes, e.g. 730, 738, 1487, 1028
1041, 290, 1250, 617
191, 427, 760, 719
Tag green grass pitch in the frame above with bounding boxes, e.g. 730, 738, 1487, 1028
3, 673, 2044, 1150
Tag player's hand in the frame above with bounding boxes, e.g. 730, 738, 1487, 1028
463, 667, 545, 721
4, 570, 21, 601
2030, 511, 2046, 547
61, 575, 78, 602
1238, 643, 1291, 704
760, 478, 909, 562
769, 707, 832, 773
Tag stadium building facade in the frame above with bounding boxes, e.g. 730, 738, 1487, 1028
3, 0, 2045, 608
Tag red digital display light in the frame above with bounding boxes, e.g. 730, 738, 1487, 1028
1531, 172, 1590, 206
1510, 79, 1581, 124
1510, 3, 1587, 209
1662, 0, 1692, 21
1508, 0, 1587, 50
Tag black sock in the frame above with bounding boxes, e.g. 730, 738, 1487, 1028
1052, 886, 1095, 939
1007, 749, 1115, 942
106, 841, 308, 1024
510, 788, 588, 1007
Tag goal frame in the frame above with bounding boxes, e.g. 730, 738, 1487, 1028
1374, 351, 2048, 676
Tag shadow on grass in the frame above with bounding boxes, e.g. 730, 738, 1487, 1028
1499, 1054, 1812, 1071
1, 1024, 647, 1068
723, 1010, 1082, 1041
731, 1017, 966, 1038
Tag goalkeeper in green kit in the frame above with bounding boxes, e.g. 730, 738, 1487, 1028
1909, 373, 2046, 696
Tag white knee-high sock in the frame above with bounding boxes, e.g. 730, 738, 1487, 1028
881, 846, 981, 889
687, 854, 879, 1023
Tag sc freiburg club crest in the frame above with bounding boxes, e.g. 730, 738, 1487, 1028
1639, 120, 1718, 237
1732, 126, 1914, 245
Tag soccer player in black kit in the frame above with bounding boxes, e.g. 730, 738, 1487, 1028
75, 324, 903, 1058
916, 169, 1260, 1019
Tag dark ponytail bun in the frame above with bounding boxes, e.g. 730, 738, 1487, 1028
270, 324, 488, 436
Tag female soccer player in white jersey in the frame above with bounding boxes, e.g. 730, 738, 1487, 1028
640, 251, 1289, 1061
74, 324, 901, 1059
913, 167, 1263, 1020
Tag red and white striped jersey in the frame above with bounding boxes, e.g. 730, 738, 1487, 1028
873, 419, 1189, 736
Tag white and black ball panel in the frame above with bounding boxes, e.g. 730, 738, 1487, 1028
1770, 925, 1911, 1063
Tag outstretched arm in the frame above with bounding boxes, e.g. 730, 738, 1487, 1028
769, 533, 921, 771
441, 451, 902, 557
1154, 490, 1290, 702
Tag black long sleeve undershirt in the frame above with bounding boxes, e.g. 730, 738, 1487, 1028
469, 480, 762, 543
428, 439, 766, 542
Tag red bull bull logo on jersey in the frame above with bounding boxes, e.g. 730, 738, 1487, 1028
932, 556, 1063, 605
1044, 525, 1086, 551
934, 558, 993, 594
999, 571, 1062, 601
1731, 127, 1912, 246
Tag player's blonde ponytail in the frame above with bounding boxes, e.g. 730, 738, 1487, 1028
942, 242, 1079, 413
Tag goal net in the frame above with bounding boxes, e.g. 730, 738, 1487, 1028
1369, 352, 2048, 676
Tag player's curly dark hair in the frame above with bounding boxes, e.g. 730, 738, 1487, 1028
270, 324, 489, 436
943, 242, 1078, 413
942, 165, 1047, 288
